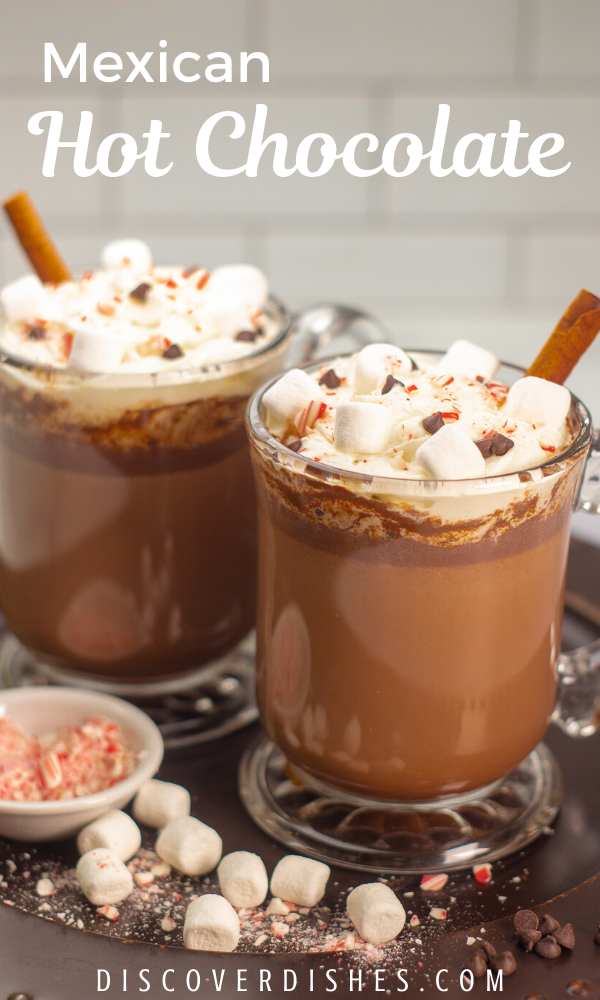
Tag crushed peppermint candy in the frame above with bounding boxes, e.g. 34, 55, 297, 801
97, 904, 119, 921
35, 878, 54, 897
472, 864, 493, 884
429, 908, 447, 921
420, 874, 448, 893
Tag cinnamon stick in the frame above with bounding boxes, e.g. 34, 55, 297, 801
526, 288, 600, 384
3, 190, 71, 283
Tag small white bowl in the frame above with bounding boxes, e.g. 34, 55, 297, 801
0, 687, 164, 841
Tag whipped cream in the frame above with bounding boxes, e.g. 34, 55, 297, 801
0, 240, 277, 374
262, 344, 573, 481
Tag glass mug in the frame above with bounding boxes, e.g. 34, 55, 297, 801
241, 351, 600, 871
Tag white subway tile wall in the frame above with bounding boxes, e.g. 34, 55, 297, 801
1, 0, 599, 413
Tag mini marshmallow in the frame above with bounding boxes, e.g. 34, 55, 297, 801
207, 265, 268, 311
416, 423, 486, 480
504, 376, 571, 428
353, 343, 412, 394
183, 894, 240, 952
77, 809, 141, 862
0, 274, 50, 324
133, 778, 191, 829
263, 369, 323, 430
217, 851, 269, 908
155, 816, 222, 876
270, 855, 330, 907
439, 339, 498, 380
335, 401, 391, 454
101, 239, 153, 273
67, 326, 127, 372
201, 295, 256, 339
347, 883, 406, 946
75, 848, 134, 906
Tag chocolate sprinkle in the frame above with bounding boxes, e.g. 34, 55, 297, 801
514, 909, 539, 933
287, 439, 303, 453
538, 913, 560, 937
162, 343, 184, 359
26, 324, 46, 340
381, 374, 403, 395
475, 437, 493, 459
554, 923, 575, 949
566, 983, 594, 997
534, 935, 561, 959
491, 432, 515, 456
423, 411, 445, 435
464, 951, 487, 977
235, 330, 259, 342
319, 368, 341, 389
517, 928, 542, 951
490, 951, 517, 976
129, 282, 152, 303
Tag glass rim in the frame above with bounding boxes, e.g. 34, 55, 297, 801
0, 295, 292, 387
246, 349, 593, 488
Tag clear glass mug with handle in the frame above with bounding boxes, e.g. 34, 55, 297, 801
241, 350, 600, 872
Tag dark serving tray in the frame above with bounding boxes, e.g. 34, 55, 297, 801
1, 537, 600, 999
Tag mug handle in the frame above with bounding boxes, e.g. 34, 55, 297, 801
286, 304, 392, 367
554, 428, 600, 736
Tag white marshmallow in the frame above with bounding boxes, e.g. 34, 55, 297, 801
439, 339, 498, 380
504, 376, 571, 429
75, 848, 134, 906
217, 851, 269, 908
101, 239, 153, 273
207, 265, 268, 311
133, 779, 191, 829
0, 274, 50, 324
270, 855, 330, 907
202, 295, 255, 339
67, 326, 127, 372
354, 343, 412, 394
263, 369, 323, 430
416, 423, 486, 480
155, 816, 222, 876
183, 894, 240, 952
347, 883, 406, 945
335, 401, 391, 454
77, 809, 141, 862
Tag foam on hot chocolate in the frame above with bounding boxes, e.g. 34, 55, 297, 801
262, 343, 573, 482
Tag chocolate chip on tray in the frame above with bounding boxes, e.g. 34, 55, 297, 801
422, 411, 445, 435
129, 282, 152, 302
162, 343, 184, 359
319, 368, 341, 389
381, 374, 403, 394
517, 928, 542, 951
593, 922, 600, 945
464, 950, 488, 977
554, 923, 575, 949
477, 939, 497, 959
534, 935, 561, 959
514, 909, 539, 933
566, 982, 594, 997
491, 432, 515, 456
490, 951, 517, 976
538, 913, 560, 936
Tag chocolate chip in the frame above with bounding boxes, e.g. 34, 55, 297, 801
514, 909, 539, 933
129, 282, 152, 303
287, 439, 303, 453
319, 368, 341, 389
235, 330, 259, 342
517, 928, 542, 951
26, 324, 46, 340
162, 343, 184, 359
491, 432, 515, 456
594, 922, 600, 945
182, 266, 200, 277
475, 437, 493, 459
534, 935, 561, 959
554, 923, 575, 949
464, 951, 488, 977
314, 508, 324, 518
538, 914, 560, 937
477, 940, 497, 959
7, 994, 33, 1000
490, 951, 517, 976
566, 983, 594, 997
423, 411, 445, 435
381, 374, 404, 395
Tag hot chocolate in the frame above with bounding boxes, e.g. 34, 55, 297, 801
0, 241, 290, 681
248, 345, 586, 801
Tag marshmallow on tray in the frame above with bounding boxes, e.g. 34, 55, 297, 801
347, 883, 406, 946
76, 848, 134, 906
353, 343, 412, 394
335, 401, 391, 454
217, 851, 269, 908
76, 809, 141, 862
504, 376, 571, 429
183, 894, 240, 952
155, 816, 222, 876
270, 855, 330, 907
0, 274, 50, 324
67, 326, 127, 373
416, 423, 486, 480
439, 340, 498, 380
262, 369, 323, 430
101, 239, 153, 273
133, 778, 191, 829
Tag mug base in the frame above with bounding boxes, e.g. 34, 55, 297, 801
0, 630, 258, 750
239, 732, 562, 873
